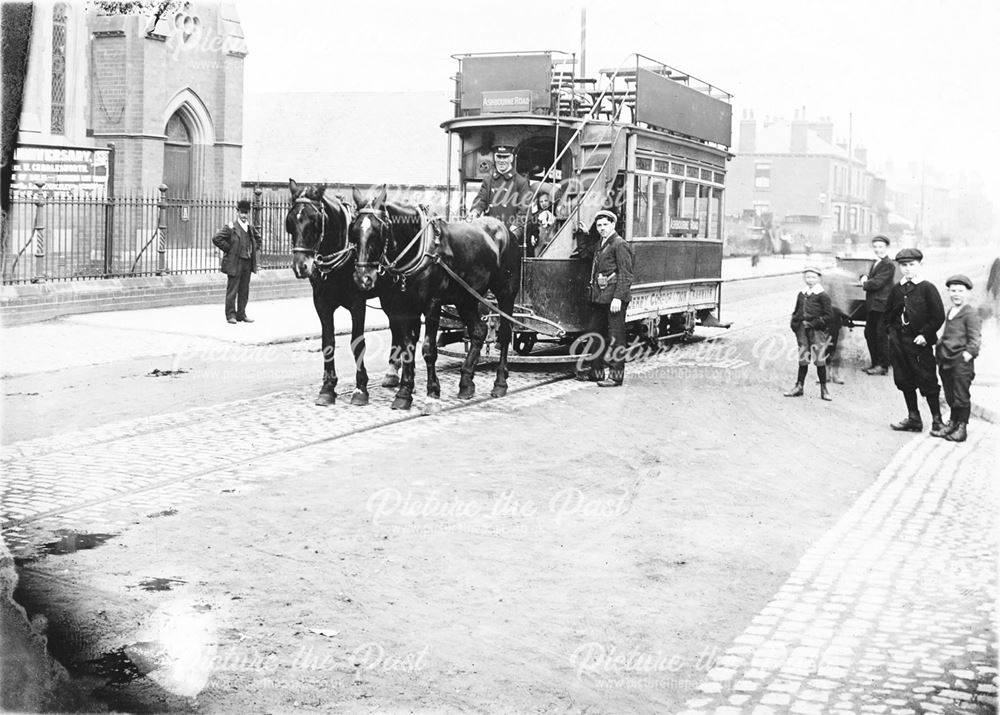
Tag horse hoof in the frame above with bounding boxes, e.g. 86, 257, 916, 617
382, 375, 400, 388
350, 389, 369, 407
457, 386, 475, 400
421, 399, 442, 416
491, 385, 508, 398
314, 392, 336, 406
391, 397, 412, 410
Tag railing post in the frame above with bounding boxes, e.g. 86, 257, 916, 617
156, 183, 168, 275
31, 182, 47, 283
253, 184, 263, 267
103, 143, 116, 277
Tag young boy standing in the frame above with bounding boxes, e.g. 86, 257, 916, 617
784, 267, 834, 401
882, 248, 946, 432
932, 275, 982, 442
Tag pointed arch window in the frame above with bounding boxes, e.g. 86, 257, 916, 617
51, 3, 67, 134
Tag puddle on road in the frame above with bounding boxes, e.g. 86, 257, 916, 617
85, 646, 148, 685
146, 368, 189, 377
133, 577, 187, 592
145, 508, 178, 519
41, 530, 118, 556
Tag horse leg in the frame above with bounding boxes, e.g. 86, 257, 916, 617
383, 317, 401, 388
391, 318, 418, 410
314, 288, 337, 406
491, 291, 514, 398
457, 298, 485, 400
349, 300, 369, 406
422, 300, 443, 413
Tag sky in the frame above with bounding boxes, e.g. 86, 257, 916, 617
234, 0, 1000, 195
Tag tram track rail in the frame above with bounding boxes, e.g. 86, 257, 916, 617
2, 310, 787, 537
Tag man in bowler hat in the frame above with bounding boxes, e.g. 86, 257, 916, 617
860, 235, 895, 375
576, 210, 635, 387
213, 199, 261, 323
882, 248, 945, 432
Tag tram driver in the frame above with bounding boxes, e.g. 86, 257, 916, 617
468, 144, 531, 242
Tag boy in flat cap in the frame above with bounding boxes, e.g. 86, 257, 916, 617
881, 248, 945, 431
860, 235, 896, 375
213, 198, 261, 324
576, 209, 635, 387
784, 267, 834, 400
933, 274, 981, 442
469, 144, 531, 241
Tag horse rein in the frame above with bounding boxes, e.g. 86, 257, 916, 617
354, 205, 435, 289
290, 196, 355, 276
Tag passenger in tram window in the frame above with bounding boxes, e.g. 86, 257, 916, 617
526, 191, 559, 256
468, 144, 531, 243
575, 209, 635, 387
783, 267, 834, 401
882, 248, 945, 433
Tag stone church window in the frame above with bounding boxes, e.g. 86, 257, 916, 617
51, 2, 67, 134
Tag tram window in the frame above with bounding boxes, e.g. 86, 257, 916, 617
710, 188, 723, 239
699, 185, 712, 238
632, 175, 650, 237
682, 182, 697, 219
670, 180, 681, 220
651, 178, 667, 237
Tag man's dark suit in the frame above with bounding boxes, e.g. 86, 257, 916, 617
862, 255, 896, 368
213, 219, 261, 321
471, 170, 531, 237
584, 232, 635, 382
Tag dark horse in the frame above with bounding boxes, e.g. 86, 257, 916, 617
286, 179, 399, 406
350, 185, 521, 411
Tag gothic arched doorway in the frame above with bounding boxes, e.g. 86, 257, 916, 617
163, 111, 193, 247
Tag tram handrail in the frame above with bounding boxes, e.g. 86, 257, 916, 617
535, 124, 626, 259
524, 53, 635, 213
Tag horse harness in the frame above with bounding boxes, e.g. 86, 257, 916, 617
354, 204, 440, 292
290, 196, 355, 278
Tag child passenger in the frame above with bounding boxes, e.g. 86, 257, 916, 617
784, 267, 834, 401
932, 274, 982, 442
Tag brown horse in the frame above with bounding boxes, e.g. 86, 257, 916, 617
350, 185, 521, 411
286, 179, 399, 406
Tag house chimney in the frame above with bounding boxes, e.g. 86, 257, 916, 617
808, 116, 834, 144
739, 115, 756, 153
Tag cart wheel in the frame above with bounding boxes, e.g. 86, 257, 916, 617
513, 332, 537, 355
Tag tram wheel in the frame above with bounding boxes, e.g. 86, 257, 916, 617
513, 332, 537, 355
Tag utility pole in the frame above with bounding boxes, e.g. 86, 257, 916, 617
845, 112, 853, 244
580, 6, 587, 77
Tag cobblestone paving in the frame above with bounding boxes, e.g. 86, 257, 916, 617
3, 351, 690, 554
678, 425, 998, 715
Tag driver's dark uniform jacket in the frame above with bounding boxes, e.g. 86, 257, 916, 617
584, 231, 635, 381
881, 277, 945, 394
471, 169, 531, 237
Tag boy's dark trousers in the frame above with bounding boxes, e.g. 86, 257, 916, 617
585, 302, 628, 381
864, 310, 889, 368
225, 257, 253, 320
940, 360, 975, 423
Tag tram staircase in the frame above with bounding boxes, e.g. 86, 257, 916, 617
537, 123, 627, 259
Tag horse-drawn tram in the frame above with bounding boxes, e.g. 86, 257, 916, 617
440, 50, 734, 356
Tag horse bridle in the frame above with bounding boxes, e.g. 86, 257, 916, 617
353, 206, 392, 273
290, 196, 355, 276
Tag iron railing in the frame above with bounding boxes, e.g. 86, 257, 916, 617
3, 185, 295, 284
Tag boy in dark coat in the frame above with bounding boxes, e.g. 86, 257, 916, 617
932, 274, 982, 442
860, 235, 896, 374
881, 248, 946, 432
784, 267, 834, 401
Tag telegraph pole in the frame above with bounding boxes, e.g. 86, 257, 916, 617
580, 6, 587, 77
845, 112, 853, 246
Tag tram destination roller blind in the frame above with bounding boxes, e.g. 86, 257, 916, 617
460, 54, 552, 112
635, 69, 732, 147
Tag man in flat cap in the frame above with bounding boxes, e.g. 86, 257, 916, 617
469, 144, 531, 241
213, 198, 261, 324
860, 235, 896, 375
933, 274, 981, 442
881, 248, 945, 432
576, 210, 635, 387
